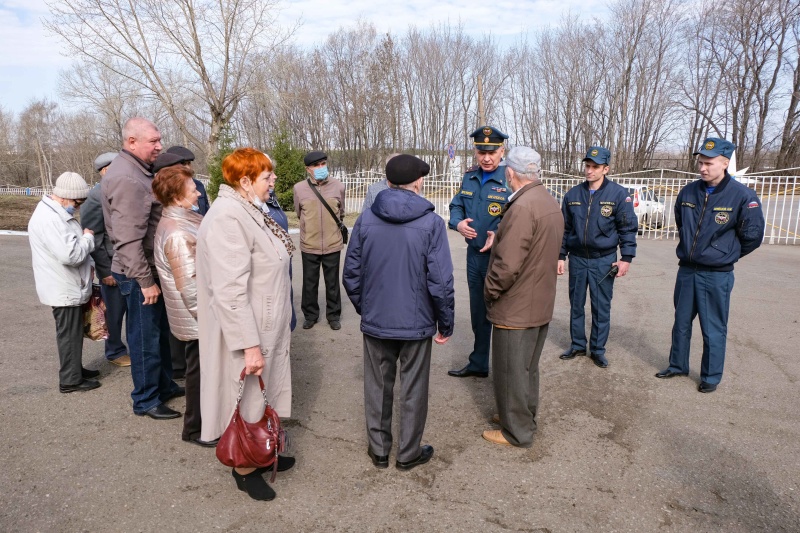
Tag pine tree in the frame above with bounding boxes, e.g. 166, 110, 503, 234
205, 126, 236, 201
271, 126, 306, 210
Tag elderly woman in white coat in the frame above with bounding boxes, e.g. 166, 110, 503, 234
196, 147, 296, 502
28, 172, 100, 393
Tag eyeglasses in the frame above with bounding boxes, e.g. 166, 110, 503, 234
73, 199, 85, 207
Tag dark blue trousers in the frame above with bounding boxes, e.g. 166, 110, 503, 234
113, 273, 180, 413
466, 247, 492, 373
567, 253, 616, 356
667, 267, 734, 385
100, 282, 127, 361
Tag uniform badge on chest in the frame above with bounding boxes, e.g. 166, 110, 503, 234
488, 202, 502, 216
714, 212, 729, 225
600, 205, 613, 217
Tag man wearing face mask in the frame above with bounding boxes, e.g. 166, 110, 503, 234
447, 126, 512, 379
293, 151, 346, 330
29, 172, 101, 392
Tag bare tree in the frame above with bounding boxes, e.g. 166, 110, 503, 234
45, 0, 294, 157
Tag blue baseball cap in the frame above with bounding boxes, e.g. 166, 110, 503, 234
583, 146, 611, 165
694, 137, 736, 159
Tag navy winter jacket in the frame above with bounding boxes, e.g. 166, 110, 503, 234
675, 174, 765, 271
560, 178, 638, 261
343, 188, 455, 340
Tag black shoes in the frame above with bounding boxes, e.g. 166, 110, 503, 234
559, 349, 586, 360
59, 379, 101, 393
255, 455, 297, 475
590, 353, 609, 368
368, 448, 389, 469
302, 319, 316, 329
329, 320, 341, 330
232, 468, 276, 501
698, 382, 718, 393
163, 387, 186, 402
396, 445, 434, 471
655, 369, 688, 379
185, 437, 219, 448
81, 367, 100, 379
136, 404, 181, 420
447, 366, 488, 378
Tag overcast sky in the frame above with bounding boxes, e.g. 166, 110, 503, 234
0, 0, 609, 114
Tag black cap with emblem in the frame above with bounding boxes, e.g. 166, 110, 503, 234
470, 126, 508, 152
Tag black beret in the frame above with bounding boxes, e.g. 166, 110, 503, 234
386, 154, 430, 185
303, 150, 328, 166
166, 145, 195, 161
152, 153, 188, 174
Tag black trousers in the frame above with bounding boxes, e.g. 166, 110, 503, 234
173, 338, 201, 441
52, 305, 85, 387
169, 332, 186, 378
301, 251, 341, 322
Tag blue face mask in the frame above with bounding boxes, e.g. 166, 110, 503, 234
190, 204, 200, 212
65, 205, 76, 216
313, 167, 329, 181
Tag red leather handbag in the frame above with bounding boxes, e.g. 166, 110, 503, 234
216, 369, 286, 481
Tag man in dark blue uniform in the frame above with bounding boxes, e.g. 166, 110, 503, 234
447, 126, 511, 378
656, 137, 764, 393
557, 146, 637, 368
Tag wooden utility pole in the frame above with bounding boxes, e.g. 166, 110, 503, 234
477, 75, 486, 126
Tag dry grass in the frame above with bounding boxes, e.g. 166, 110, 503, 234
0, 196, 40, 231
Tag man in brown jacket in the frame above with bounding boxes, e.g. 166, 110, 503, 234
102, 117, 183, 420
481, 146, 564, 448
293, 150, 346, 330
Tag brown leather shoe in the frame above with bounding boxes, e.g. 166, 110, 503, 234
482, 429, 511, 446
109, 355, 131, 367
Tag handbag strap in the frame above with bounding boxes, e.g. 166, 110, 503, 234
236, 368, 268, 406
306, 178, 344, 229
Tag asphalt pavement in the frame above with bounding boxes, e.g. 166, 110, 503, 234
1, 233, 799, 532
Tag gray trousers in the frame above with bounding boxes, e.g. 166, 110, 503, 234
492, 324, 549, 448
363, 334, 432, 462
52, 305, 85, 387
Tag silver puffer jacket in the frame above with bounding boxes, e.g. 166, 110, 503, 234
154, 205, 204, 341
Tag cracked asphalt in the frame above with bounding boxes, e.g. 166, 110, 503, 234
1, 233, 799, 532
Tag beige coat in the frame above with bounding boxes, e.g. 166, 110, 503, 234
154, 206, 203, 341
292, 177, 346, 254
196, 184, 292, 442
484, 181, 564, 328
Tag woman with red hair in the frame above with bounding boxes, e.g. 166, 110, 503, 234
195, 148, 296, 501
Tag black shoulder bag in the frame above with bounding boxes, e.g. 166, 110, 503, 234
306, 178, 348, 244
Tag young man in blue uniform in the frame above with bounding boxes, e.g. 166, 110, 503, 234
655, 137, 765, 393
447, 126, 512, 378
557, 146, 638, 368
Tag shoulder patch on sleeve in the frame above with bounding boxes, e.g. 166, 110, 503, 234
748, 201, 759, 208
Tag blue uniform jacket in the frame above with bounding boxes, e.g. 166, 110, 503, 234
343, 188, 455, 340
559, 179, 638, 261
675, 174, 764, 271
448, 165, 511, 252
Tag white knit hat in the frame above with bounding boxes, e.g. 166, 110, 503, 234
53, 172, 91, 199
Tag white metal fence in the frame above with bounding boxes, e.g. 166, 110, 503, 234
340, 169, 800, 245
4, 171, 797, 244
